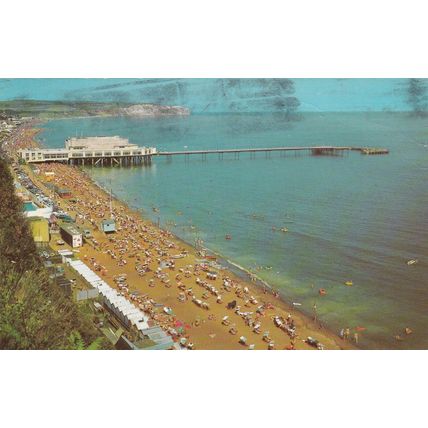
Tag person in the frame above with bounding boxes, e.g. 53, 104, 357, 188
344, 328, 350, 340
286, 338, 295, 350
353, 332, 359, 344
339, 328, 344, 339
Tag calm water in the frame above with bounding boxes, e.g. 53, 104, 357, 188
39, 113, 428, 349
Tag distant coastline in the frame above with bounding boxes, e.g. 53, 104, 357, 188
0, 99, 191, 120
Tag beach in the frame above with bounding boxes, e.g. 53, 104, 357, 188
10, 120, 354, 350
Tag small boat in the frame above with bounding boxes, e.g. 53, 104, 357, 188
225, 234, 232, 240
292, 302, 302, 306
344, 280, 353, 286
280, 227, 288, 233
406, 259, 418, 266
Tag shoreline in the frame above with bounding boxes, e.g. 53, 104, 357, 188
19, 120, 354, 349
88, 172, 344, 335
77, 166, 354, 350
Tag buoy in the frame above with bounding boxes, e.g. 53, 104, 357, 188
319, 288, 327, 296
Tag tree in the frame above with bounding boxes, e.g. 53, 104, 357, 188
0, 156, 110, 350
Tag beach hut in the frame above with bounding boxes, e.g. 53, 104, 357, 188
57, 188, 72, 199
60, 224, 82, 248
101, 219, 116, 234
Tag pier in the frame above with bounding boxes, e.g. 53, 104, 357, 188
18, 138, 388, 166
158, 145, 389, 160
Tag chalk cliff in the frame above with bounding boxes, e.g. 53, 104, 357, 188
121, 104, 190, 117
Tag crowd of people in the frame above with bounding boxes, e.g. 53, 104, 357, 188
32, 161, 317, 349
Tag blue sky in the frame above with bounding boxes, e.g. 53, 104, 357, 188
0, 78, 414, 113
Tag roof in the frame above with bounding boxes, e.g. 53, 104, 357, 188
57, 188, 71, 194
57, 249, 74, 256
60, 224, 81, 236
64, 259, 155, 336
66, 136, 138, 150
101, 219, 115, 225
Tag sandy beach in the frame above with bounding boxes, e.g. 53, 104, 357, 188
12, 121, 355, 350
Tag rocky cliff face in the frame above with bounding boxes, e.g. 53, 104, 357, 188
120, 104, 190, 117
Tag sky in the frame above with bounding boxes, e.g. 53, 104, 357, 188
0, 78, 416, 113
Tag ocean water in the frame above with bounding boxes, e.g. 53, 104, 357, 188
39, 112, 428, 349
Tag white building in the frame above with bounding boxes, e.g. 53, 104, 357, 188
18, 136, 157, 165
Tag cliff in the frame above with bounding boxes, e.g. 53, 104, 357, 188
120, 104, 190, 117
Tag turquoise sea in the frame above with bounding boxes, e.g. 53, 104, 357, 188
38, 112, 428, 349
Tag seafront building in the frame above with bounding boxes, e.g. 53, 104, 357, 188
18, 136, 157, 166
101, 219, 116, 233
60, 224, 83, 248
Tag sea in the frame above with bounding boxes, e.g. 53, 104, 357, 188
38, 112, 428, 349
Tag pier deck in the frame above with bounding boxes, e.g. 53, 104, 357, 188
157, 145, 389, 159
19, 144, 388, 165
158, 145, 352, 156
